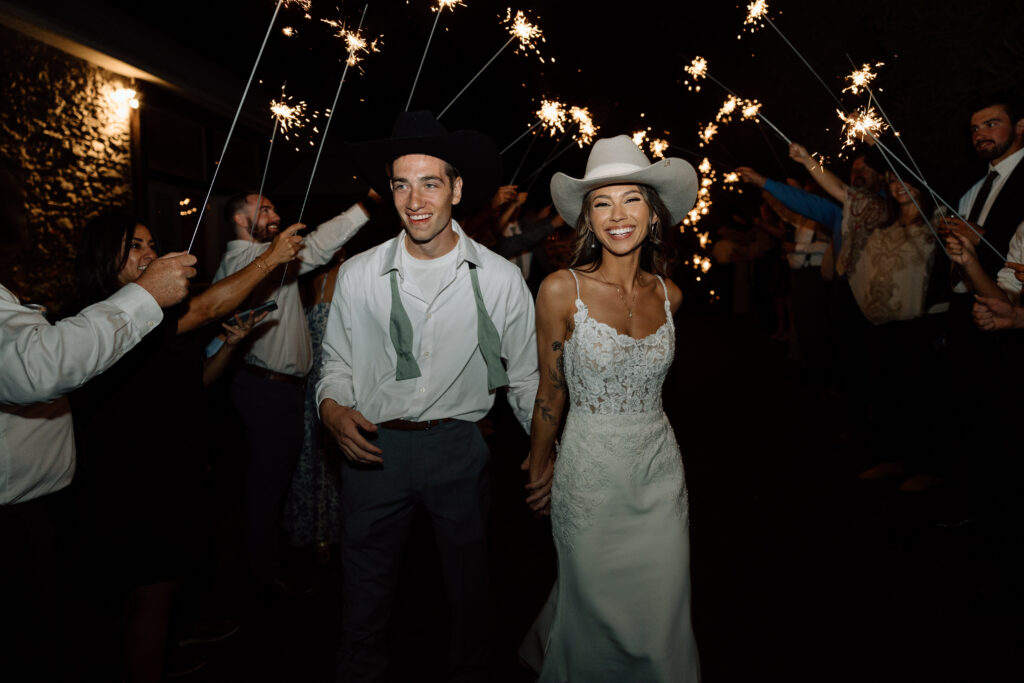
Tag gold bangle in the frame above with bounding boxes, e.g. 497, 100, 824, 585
253, 256, 270, 276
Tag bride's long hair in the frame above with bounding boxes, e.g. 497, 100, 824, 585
567, 184, 673, 276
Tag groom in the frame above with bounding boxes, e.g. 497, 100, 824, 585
316, 110, 539, 681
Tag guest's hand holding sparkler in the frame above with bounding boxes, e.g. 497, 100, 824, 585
789, 143, 845, 203
787, 142, 813, 166
735, 166, 767, 188
945, 229, 980, 266
491, 184, 519, 210
938, 215, 984, 246
972, 295, 1024, 331
260, 223, 305, 271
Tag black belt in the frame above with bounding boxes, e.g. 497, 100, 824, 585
242, 364, 305, 386
378, 418, 455, 431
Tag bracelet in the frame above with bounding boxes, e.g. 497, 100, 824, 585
253, 256, 270, 276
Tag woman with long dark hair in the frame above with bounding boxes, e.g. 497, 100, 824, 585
523, 136, 701, 681
69, 213, 300, 682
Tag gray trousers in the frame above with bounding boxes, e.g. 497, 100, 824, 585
337, 419, 491, 683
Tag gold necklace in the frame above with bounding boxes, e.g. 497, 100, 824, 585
597, 271, 641, 318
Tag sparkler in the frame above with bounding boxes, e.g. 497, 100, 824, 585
741, 0, 770, 34
298, 3, 372, 223
698, 122, 718, 147
187, 0, 286, 253
569, 106, 597, 147
649, 138, 669, 159
843, 62, 884, 95
321, 17, 382, 68
837, 106, 887, 150
682, 157, 715, 229
631, 130, 648, 147
405, 0, 466, 110
683, 56, 708, 91
500, 98, 566, 154
686, 56, 792, 146
437, 8, 544, 118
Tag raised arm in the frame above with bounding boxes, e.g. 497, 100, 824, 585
789, 143, 847, 203
176, 224, 302, 335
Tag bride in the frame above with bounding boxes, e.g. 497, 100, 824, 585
524, 136, 701, 681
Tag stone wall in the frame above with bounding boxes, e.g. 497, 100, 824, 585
0, 24, 133, 311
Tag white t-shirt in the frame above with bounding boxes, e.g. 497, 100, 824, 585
401, 236, 461, 303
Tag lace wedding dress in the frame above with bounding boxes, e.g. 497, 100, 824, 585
530, 269, 700, 682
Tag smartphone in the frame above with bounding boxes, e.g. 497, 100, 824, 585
225, 300, 278, 325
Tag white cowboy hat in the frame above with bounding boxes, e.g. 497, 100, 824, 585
550, 135, 698, 226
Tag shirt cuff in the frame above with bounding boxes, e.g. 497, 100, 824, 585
105, 283, 164, 333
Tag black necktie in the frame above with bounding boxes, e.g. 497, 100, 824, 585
967, 169, 999, 224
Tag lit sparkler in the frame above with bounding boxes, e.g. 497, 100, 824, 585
683, 56, 708, 92
187, 0, 286, 252
742, 0, 770, 34
503, 8, 545, 60
838, 106, 887, 150
632, 130, 648, 147
723, 171, 740, 184
683, 158, 715, 228
843, 61, 884, 95
741, 99, 762, 120
697, 231, 710, 249
283, 0, 311, 10
406, 0, 467, 110
649, 138, 669, 159
698, 122, 718, 146
716, 95, 740, 123
282, 26, 296, 37
538, 98, 567, 136
438, 8, 545, 118
322, 18, 382, 68
569, 106, 597, 147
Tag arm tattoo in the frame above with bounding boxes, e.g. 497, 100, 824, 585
534, 397, 556, 424
549, 341, 566, 392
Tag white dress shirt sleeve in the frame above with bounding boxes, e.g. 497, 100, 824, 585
500, 273, 539, 434
316, 265, 358, 414
996, 220, 1024, 303
297, 203, 369, 275
0, 283, 163, 405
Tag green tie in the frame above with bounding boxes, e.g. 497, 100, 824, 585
387, 265, 510, 391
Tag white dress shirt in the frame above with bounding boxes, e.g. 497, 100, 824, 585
316, 221, 539, 433
957, 147, 1024, 225
1, 283, 163, 504
213, 204, 368, 377
996, 221, 1024, 303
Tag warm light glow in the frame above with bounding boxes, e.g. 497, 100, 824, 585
282, 26, 296, 37
434, 0, 465, 11
843, 62, 884, 95
698, 122, 718, 146
570, 106, 598, 147
683, 56, 708, 92
283, 0, 312, 10
503, 8, 545, 60
321, 19, 383, 68
838, 106, 887, 149
111, 87, 139, 116
743, 0, 769, 32
649, 138, 669, 159
537, 98, 567, 136
631, 130, 648, 147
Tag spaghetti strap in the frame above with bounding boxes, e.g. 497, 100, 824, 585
568, 268, 582, 300
655, 275, 669, 304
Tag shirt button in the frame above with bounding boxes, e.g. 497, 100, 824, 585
424, 350, 430, 357
426, 313, 431, 320
147, 321, 156, 329
419, 387, 425, 393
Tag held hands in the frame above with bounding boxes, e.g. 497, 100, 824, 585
521, 451, 554, 518
320, 399, 383, 465
263, 224, 304, 269
491, 184, 519, 210
735, 166, 767, 188
136, 251, 198, 307
972, 295, 1024, 331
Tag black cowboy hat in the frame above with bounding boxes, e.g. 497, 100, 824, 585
348, 110, 501, 211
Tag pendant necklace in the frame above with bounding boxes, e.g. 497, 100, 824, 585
598, 271, 640, 318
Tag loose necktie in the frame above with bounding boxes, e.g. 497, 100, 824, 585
967, 169, 999, 225
388, 265, 510, 391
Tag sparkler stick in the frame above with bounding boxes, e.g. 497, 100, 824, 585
501, 120, 541, 154
509, 130, 540, 184
437, 9, 543, 119
298, 3, 370, 224
187, 0, 285, 253
693, 61, 794, 147
406, 1, 465, 111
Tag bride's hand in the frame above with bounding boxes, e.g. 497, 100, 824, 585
522, 453, 554, 517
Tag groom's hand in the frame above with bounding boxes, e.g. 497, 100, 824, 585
522, 454, 553, 517
320, 399, 383, 464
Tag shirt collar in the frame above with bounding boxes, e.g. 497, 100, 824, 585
379, 219, 484, 276
990, 146, 1024, 176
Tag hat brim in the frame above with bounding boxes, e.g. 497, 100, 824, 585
550, 157, 698, 226
349, 130, 501, 212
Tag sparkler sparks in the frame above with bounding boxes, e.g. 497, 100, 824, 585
741, 99, 762, 120
698, 122, 718, 147
283, 0, 311, 11
723, 171, 740, 184
683, 158, 715, 228
502, 8, 545, 60
570, 106, 597, 147
649, 138, 669, 159
697, 231, 710, 249
537, 98, 567, 136
683, 56, 708, 92
742, 0, 770, 34
282, 26, 296, 37
631, 130, 648, 147
843, 61, 884, 95
434, 0, 465, 11
838, 106, 887, 149
716, 95, 739, 123
321, 19, 382, 67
